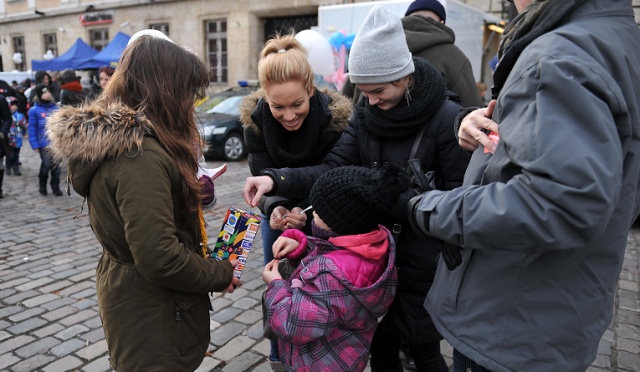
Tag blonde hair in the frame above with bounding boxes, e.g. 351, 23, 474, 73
258, 33, 314, 93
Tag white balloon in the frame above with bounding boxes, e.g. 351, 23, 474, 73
295, 30, 335, 76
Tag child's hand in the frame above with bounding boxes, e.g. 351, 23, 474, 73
272, 236, 299, 259
263, 259, 282, 284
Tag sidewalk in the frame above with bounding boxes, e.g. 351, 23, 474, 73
0, 144, 638, 371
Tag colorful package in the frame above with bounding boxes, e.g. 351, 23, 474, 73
211, 207, 262, 278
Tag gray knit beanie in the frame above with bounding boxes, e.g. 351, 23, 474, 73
348, 5, 414, 84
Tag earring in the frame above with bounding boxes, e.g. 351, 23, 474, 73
405, 87, 412, 106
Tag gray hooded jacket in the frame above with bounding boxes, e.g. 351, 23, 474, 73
412, 0, 640, 370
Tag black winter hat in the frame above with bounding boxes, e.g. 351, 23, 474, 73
310, 164, 410, 236
405, 0, 447, 23
34, 84, 49, 100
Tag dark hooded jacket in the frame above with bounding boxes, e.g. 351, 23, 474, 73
46, 102, 234, 371
402, 14, 483, 107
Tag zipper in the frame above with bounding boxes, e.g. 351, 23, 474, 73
175, 304, 184, 355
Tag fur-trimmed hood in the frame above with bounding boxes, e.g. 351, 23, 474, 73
239, 87, 352, 135
47, 102, 153, 197
47, 102, 152, 165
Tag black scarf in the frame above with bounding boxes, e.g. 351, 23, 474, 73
260, 92, 325, 168
492, 0, 588, 99
356, 57, 445, 140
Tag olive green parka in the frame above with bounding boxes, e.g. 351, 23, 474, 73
48, 102, 234, 371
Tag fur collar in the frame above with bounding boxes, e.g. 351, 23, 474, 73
239, 87, 352, 135
47, 101, 152, 165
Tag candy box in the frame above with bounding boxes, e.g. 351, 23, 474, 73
211, 207, 262, 278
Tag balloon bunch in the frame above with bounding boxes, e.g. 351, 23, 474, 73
325, 31, 356, 92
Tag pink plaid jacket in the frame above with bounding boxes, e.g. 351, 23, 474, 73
264, 225, 398, 371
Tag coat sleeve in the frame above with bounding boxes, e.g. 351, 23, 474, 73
113, 149, 234, 293
28, 108, 39, 149
271, 118, 362, 199
264, 272, 345, 345
414, 53, 624, 253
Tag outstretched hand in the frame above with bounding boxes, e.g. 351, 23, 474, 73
242, 176, 274, 208
458, 100, 500, 153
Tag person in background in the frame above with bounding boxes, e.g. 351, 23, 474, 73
342, 0, 483, 108
408, 0, 640, 371
243, 6, 470, 371
0, 93, 12, 198
263, 164, 405, 371
28, 84, 61, 196
88, 66, 115, 100
46, 30, 241, 371
239, 33, 352, 371
29, 71, 60, 104
58, 69, 87, 106
5, 97, 27, 176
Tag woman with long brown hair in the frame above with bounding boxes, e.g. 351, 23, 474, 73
47, 30, 241, 371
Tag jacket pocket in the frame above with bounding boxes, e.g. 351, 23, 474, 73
445, 248, 474, 310
174, 294, 210, 356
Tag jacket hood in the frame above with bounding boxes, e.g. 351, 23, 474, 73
240, 87, 352, 135
309, 227, 397, 318
402, 15, 455, 54
47, 102, 152, 195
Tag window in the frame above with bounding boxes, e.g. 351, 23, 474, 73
89, 28, 109, 51
206, 19, 227, 84
148, 23, 169, 36
12, 35, 26, 71
43, 33, 58, 58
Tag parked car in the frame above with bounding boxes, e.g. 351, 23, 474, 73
197, 90, 253, 161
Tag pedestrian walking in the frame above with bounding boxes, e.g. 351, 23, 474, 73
28, 84, 61, 196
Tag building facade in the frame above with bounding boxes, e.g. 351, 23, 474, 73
1, 0, 639, 89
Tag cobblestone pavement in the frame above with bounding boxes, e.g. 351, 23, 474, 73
0, 145, 638, 372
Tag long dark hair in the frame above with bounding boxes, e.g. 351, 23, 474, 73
101, 36, 209, 208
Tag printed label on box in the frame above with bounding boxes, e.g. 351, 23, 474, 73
210, 207, 262, 278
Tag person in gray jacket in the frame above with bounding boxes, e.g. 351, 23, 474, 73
408, 0, 640, 371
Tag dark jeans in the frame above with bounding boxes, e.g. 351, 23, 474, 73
370, 321, 447, 372
6, 147, 20, 171
39, 147, 60, 188
453, 349, 493, 372
260, 216, 283, 362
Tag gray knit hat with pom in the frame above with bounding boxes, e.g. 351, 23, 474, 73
348, 5, 415, 84
310, 164, 410, 236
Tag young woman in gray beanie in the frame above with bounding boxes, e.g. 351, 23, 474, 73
239, 33, 352, 371
244, 5, 470, 371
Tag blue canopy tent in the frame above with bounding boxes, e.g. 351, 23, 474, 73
31, 38, 98, 71
75, 32, 131, 69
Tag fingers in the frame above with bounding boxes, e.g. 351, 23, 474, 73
224, 276, 242, 294
229, 259, 240, 268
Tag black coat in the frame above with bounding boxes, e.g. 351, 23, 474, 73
268, 96, 470, 343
